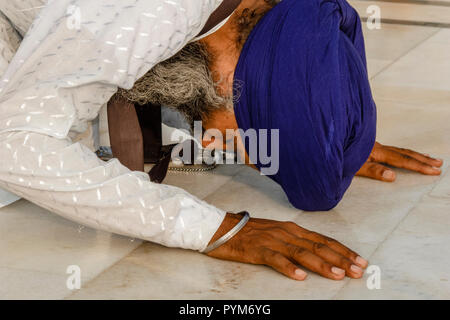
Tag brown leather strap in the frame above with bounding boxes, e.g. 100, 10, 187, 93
107, 98, 207, 183
107, 97, 144, 172
108, 0, 242, 176
197, 0, 242, 38
107, 0, 243, 177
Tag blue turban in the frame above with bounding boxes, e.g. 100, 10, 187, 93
233, 0, 377, 211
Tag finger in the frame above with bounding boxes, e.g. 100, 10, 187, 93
283, 223, 368, 269
281, 237, 364, 278
262, 249, 307, 281
280, 244, 346, 280
356, 162, 396, 182
377, 148, 441, 175
384, 146, 443, 168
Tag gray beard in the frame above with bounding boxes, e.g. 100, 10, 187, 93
115, 41, 232, 123
114, 0, 277, 123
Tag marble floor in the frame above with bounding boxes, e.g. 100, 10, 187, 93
1, 1, 449, 300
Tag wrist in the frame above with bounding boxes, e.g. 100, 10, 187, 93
207, 212, 244, 246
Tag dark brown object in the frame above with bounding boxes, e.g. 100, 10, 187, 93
197, 0, 242, 38
135, 103, 163, 164
107, 3, 243, 181
107, 97, 145, 172
108, 96, 177, 183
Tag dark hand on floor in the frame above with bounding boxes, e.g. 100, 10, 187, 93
205, 213, 368, 281
356, 142, 443, 182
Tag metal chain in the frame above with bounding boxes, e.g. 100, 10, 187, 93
96, 146, 219, 173
168, 164, 217, 173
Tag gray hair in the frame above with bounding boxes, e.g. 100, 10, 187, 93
115, 0, 278, 123
116, 41, 232, 122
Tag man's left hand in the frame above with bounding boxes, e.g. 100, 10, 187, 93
356, 142, 443, 182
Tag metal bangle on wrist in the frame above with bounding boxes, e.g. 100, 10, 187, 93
203, 211, 250, 254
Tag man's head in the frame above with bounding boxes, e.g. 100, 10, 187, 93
115, 0, 278, 123
115, 0, 378, 213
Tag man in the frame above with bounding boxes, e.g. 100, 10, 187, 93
0, 0, 442, 282
117, 0, 443, 210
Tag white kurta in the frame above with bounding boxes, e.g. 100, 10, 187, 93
0, 0, 226, 251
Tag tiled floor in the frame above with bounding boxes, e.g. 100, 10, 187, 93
350, 0, 450, 26
1, 1, 449, 299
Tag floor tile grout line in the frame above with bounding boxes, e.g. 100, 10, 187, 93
368, 96, 450, 107
0, 264, 69, 278
1, 252, 142, 299
424, 163, 450, 198
369, 27, 442, 80
169, 165, 246, 201
63, 242, 144, 299
361, 18, 450, 29
331, 184, 436, 299
334, 29, 446, 294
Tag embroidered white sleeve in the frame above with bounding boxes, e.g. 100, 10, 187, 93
0, 0, 226, 251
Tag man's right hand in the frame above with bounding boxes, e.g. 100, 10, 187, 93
206, 213, 368, 280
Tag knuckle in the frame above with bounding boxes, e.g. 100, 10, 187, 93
400, 153, 413, 161
372, 148, 383, 160
312, 242, 325, 253
340, 256, 350, 267
369, 165, 382, 175
262, 250, 278, 264
290, 246, 307, 257
320, 261, 330, 272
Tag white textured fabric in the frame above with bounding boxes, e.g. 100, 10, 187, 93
0, 0, 47, 37
0, 9, 22, 207
191, 10, 235, 42
0, 0, 226, 251
0, 11, 21, 76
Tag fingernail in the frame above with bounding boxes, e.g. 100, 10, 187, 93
331, 267, 345, 276
295, 269, 307, 279
356, 256, 368, 268
382, 170, 395, 180
351, 264, 363, 274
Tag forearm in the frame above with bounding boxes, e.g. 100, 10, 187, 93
0, 131, 225, 250
0, 0, 227, 250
